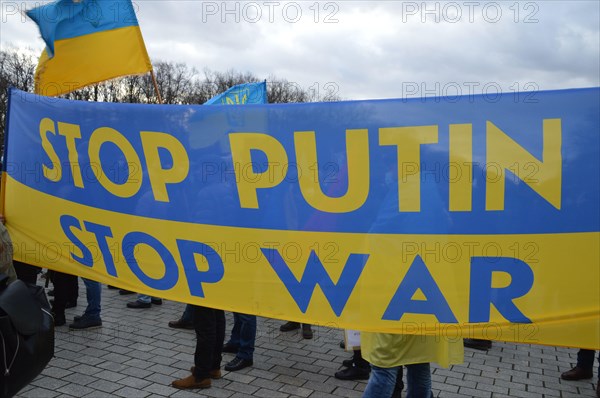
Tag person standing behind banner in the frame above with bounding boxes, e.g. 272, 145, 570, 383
361, 162, 464, 397
0, 215, 17, 283
172, 153, 236, 389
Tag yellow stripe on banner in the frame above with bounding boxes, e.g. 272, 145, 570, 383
5, 176, 599, 349
34, 26, 152, 97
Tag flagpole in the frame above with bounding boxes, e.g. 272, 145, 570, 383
150, 70, 163, 104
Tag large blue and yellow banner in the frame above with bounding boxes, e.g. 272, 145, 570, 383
3, 88, 599, 349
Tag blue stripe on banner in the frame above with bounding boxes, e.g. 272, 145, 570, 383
5, 88, 600, 235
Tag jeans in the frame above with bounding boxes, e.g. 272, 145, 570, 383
82, 278, 101, 320
226, 313, 256, 360
193, 306, 225, 379
364, 363, 431, 398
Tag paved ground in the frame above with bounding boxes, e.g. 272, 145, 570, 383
16, 280, 599, 398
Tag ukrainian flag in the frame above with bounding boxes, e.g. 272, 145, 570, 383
205, 81, 268, 105
26, 0, 152, 96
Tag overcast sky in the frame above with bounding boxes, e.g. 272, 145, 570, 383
1, 0, 599, 100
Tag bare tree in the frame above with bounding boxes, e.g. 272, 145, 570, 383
0, 47, 341, 155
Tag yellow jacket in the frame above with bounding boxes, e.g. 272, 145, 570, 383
361, 332, 464, 368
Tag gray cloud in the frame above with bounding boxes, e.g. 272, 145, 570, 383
1, 0, 598, 100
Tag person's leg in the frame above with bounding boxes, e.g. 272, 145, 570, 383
562, 349, 595, 380
182, 304, 194, 322
577, 349, 596, 369
302, 323, 313, 339
210, 309, 226, 372
226, 312, 242, 347
193, 306, 217, 380
391, 366, 404, 398
406, 363, 432, 398
82, 278, 101, 321
13, 261, 40, 284
51, 271, 70, 325
172, 305, 214, 389
236, 313, 256, 361
363, 365, 398, 398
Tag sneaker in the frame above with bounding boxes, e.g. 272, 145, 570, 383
151, 298, 163, 305
334, 365, 370, 380
127, 300, 151, 309
69, 316, 102, 330
168, 318, 194, 330
224, 357, 253, 371
342, 358, 353, 368
302, 324, 313, 339
171, 374, 211, 389
119, 289, 134, 295
279, 321, 300, 332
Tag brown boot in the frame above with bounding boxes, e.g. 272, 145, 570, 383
561, 366, 593, 380
190, 366, 222, 379
171, 374, 211, 389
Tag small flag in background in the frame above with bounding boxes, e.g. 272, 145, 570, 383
26, 0, 152, 96
205, 81, 268, 105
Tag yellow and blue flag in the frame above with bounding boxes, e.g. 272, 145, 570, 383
205, 81, 268, 105
26, 0, 152, 96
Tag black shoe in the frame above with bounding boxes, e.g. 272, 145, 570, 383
222, 343, 239, 354
302, 324, 313, 339
463, 338, 492, 350
279, 321, 300, 332
119, 289, 134, 295
151, 298, 163, 305
69, 316, 102, 330
168, 318, 194, 330
53, 312, 66, 326
340, 340, 346, 349
224, 357, 253, 372
334, 365, 370, 380
107, 285, 118, 290
342, 358, 353, 368
127, 300, 151, 309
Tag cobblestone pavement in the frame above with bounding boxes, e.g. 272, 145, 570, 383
16, 282, 598, 398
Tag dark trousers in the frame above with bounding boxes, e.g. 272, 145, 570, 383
577, 349, 599, 375
52, 271, 78, 314
193, 306, 225, 379
354, 350, 370, 369
13, 261, 40, 284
